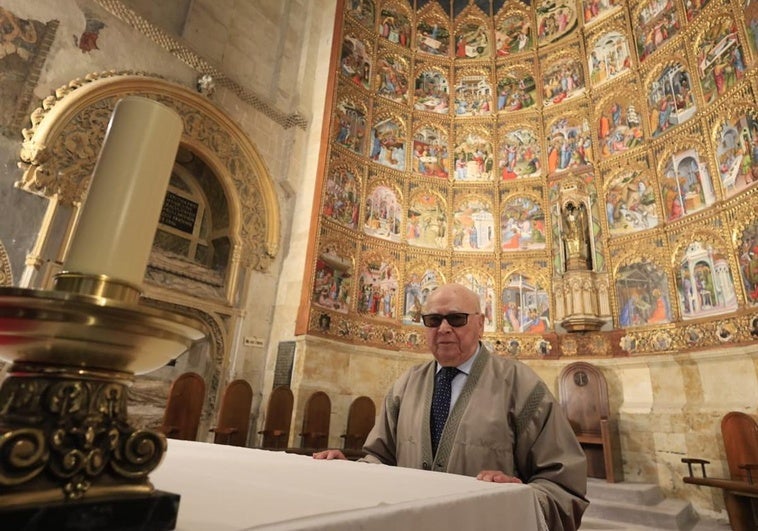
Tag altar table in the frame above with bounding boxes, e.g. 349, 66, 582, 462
151, 440, 548, 531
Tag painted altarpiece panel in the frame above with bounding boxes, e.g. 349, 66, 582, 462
587, 28, 632, 88
413, 66, 451, 114
604, 166, 659, 236
378, 5, 412, 48
402, 261, 445, 325
454, 67, 494, 116
415, 8, 451, 57
736, 216, 758, 305
501, 271, 551, 333
657, 143, 717, 222
581, 0, 623, 27
498, 122, 542, 180
645, 59, 697, 137
712, 106, 758, 197
496, 63, 538, 113
406, 187, 448, 249
322, 159, 362, 230
684, 0, 713, 23
340, 31, 373, 90
375, 50, 410, 104
412, 124, 449, 178
454, 269, 497, 333
633, 0, 682, 63
615, 259, 673, 327
333, 96, 368, 155
369, 113, 407, 171
454, 17, 491, 59
312, 239, 355, 314
535, 0, 579, 46
494, 9, 533, 57
595, 90, 645, 157
745, 0, 758, 56
452, 192, 495, 251
695, 16, 748, 104
453, 127, 494, 181
545, 113, 594, 175
500, 193, 547, 251
357, 251, 400, 319
674, 240, 739, 318
540, 47, 587, 107
363, 179, 403, 242
345, 0, 376, 28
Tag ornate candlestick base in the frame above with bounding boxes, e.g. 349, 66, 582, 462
0, 278, 206, 529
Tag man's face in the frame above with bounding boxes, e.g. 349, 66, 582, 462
423, 286, 484, 367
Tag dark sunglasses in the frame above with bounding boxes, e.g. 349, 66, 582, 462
421, 312, 477, 328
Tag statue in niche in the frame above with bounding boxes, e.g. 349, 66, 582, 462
561, 201, 591, 270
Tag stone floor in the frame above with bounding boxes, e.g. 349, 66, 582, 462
580, 517, 732, 530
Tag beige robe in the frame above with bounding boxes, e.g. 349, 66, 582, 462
361, 345, 589, 530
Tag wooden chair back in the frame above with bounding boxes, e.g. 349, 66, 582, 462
299, 391, 331, 450
721, 411, 758, 483
212, 379, 253, 446
161, 372, 205, 441
341, 396, 376, 451
558, 361, 620, 482
258, 385, 294, 449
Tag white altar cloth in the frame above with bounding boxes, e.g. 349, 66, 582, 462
151, 440, 547, 531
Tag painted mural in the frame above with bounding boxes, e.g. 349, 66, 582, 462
738, 218, 758, 304
605, 169, 659, 235
715, 111, 758, 197
500, 195, 547, 251
647, 63, 696, 137
676, 241, 738, 318
616, 261, 672, 327
501, 273, 551, 333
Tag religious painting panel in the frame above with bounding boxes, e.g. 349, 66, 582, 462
633, 0, 681, 62
500, 193, 547, 251
452, 192, 496, 251
413, 66, 451, 114
581, 0, 623, 27
0, 7, 57, 137
494, 9, 533, 57
675, 240, 739, 318
496, 63, 538, 113
357, 251, 400, 319
369, 113, 406, 171
378, 5, 411, 48
363, 179, 402, 242
713, 106, 758, 197
345, 0, 376, 28
545, 113, 593, 175
501, 272, 551, 333
454, 67, 494, 116
535, 0, 579, 46
406, 187, 448, 249
745, 0, 758, 56
415, 10, 451, 57
453, 126, 494, 181
540, 48, 587, 107
341, 32, 373, 90
403, 261, 445, 325
375, 50, 410, 104
333, 96, 368, 155
412, 124, 449, 179
454, 18, 491, 59
587, 30, 632, 88
645, 60, 697, 137
737, 217, 758, 304
684, 0, 712, 22
604, 167, 659, 236
695, 16, 748, 104
595, 90, 645, 157
453, 268, 497, 333
312, 238, 355, 314
615, 261, 673, 327
658, 145, 717, 221
498, 123, 542, 180
322, 160, 362, 230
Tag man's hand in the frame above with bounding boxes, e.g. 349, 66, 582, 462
476, 470, 523, 483
312, 449, 347, 460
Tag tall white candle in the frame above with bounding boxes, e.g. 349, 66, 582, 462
63, 96, 183, 286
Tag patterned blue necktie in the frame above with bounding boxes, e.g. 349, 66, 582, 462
430, 366, 459, 456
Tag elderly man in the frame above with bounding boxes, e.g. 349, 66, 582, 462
314, 283, 588, 530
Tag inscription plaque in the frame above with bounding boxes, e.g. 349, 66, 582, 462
160, 192, 198, 234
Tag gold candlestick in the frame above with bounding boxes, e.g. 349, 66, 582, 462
0, 274, 207, 529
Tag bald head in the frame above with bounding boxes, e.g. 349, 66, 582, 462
424, 284, 481, 314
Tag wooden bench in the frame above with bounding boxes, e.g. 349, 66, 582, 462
681, 411, 758, 531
